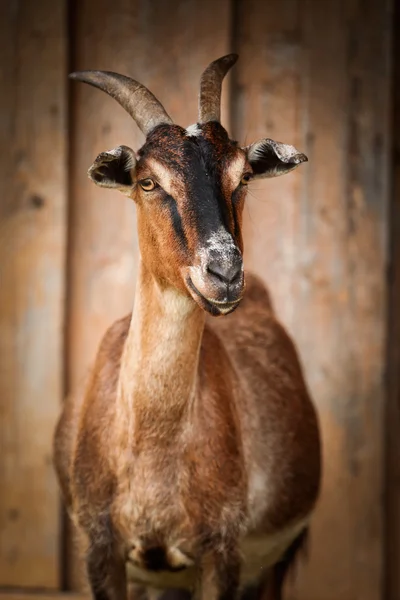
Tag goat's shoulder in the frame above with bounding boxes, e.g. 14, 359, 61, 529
207, 273, 321, 525
70, 315, 132, 513
54, 315, 132, 512
95, 313, 132, 375
77, 313, 132, 430
208, 271, 278, 349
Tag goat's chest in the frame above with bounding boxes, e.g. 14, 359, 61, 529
113, 465, 196, 588
110, 447, 244, 566
112, 454, 186, 540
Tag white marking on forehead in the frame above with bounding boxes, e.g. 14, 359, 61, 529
185, 123, 201, 137
144, 157, 173, 195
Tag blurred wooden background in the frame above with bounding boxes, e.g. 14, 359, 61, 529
0, 0, 398, 599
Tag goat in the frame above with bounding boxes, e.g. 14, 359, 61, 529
53, 54, 321, 600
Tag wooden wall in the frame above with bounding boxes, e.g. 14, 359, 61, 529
0, 0, 67, 588
0, 0, 395, 599
386, 1, 400, 598
234, 3, 391, 600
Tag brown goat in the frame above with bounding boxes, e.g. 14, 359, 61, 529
53, 55, 321, 600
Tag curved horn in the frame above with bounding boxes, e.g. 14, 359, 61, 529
198, 54, 238, 123
69, 71, 173, 136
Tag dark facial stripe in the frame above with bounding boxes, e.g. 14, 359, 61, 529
187, 134, 235, 243
141, 122, 240, 247
231, 187, 241, 239
162, 194, 188, 253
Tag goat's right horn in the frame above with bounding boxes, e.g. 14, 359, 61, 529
198, 54, 238, 123
69, 71, 173, 136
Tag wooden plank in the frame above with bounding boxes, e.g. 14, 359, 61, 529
0, 595, 86, 600
67, 0, 232, 588
386, 1, 400, 598
0, 0, 67, 589
233, 0, 391, 599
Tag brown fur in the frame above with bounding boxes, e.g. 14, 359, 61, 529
54, 269, 320, 599
54, 73, 321, 600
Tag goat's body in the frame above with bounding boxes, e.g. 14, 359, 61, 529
54, 273, 320, 598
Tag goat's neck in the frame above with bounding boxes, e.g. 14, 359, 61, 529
117, 259, 205, 445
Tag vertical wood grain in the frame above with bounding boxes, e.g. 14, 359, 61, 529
386, 2, 399, 598
0, 0, 67, 588
67, 0, 232, 588
233, 0, 391, 598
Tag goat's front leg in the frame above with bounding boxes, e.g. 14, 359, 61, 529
86, 543, 127, 600
194, 549, 241, 600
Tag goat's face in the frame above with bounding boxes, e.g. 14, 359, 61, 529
134, 122, 247, 315
88, 122, 247, 315
74, 55, 307, 316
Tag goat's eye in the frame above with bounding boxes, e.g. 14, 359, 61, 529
139, 178, 156, 191
240, 173, 252, 185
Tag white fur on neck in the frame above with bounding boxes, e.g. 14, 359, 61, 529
154, 281, 196, 319
117, 263, 204, 421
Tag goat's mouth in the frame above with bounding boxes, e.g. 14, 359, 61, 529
185, 277, 243, 316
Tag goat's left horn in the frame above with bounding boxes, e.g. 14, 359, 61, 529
69, 71, 173, 136
198, 54, 238, 123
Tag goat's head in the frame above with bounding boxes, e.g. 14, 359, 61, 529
71, 55, 307, 316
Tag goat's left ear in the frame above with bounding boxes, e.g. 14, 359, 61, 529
244, 138, 308, 178
88, 145, 136, 195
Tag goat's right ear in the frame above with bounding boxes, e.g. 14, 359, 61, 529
88, 145, 136, 196
244, 139, 307, 179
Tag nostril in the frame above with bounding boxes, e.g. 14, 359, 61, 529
207, 264, 226, 283
207, 261, 242, 285
230, 264, 242, 283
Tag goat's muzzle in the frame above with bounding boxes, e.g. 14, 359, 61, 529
185, 247, 244, 316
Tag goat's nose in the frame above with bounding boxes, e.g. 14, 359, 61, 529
207, 259, 242, 285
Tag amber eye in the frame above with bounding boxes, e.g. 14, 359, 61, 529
240, 173, 252, 185
139, 178, 156, 191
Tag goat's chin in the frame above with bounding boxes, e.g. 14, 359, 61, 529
185, 276, 242, 317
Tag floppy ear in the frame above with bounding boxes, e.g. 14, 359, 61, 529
88, 145, 136, 195
244, 138, 308, 178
